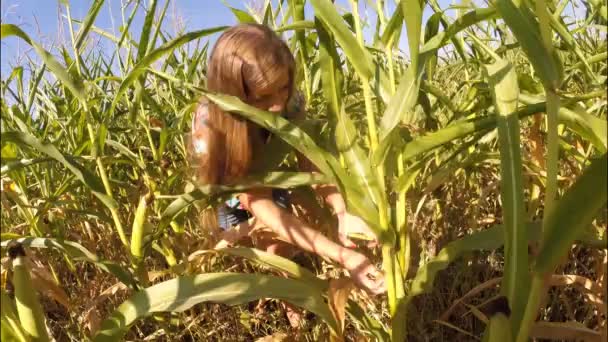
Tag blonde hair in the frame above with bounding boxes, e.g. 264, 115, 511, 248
192, 24, 296, 185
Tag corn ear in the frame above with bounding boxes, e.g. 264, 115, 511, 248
130, 193, 150, 260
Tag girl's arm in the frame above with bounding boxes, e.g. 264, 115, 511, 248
239, 189, 384, 295
290, 93, 376, 247
298, 155, 377, 247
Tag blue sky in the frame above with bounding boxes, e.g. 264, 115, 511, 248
0, 0, 451, 78
0, 0, 591, 79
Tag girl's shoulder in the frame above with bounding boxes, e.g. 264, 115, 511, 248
191, 99, 211, 156
192, 99, 210, 131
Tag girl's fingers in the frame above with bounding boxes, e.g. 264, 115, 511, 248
338, 232, 357, 248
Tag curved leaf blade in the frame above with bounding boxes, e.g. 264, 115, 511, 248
109, 26, 228, 116
1, 24, 86, 105
159, 172, 331, 227
93, 273, 339, 341
535, 153, 608, 274
74, 0, 105, 50
483, 58, 529, 330
1, 131, 117, 211
0, 237, 136, 289
218, 247, 326, 290
310, 0, 374, 80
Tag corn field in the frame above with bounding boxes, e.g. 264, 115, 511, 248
1, 0, 607, 341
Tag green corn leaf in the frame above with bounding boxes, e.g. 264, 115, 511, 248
346, 300, 390, 342
419, 7, 497, 58
483, 312, 513, 342
1, 24, 86, 106
1, 132, 117, 211
546, 11, 595, 80
1, 237, 137, 289
396, 95, 605, 164
380, 3, 404, 48
424, 13, 442, 79
379, 7, 497, 141
410, 223, 538, 299
289, 0, 308, 59
1, 157, 53, 175
336, 107, 383, 208
519, 93, 607, 152
149, 0, 170, 58
262, 0, 274, 27
534, 153, 608, 274
130, 194, 149, 260
93, 273, 339, 341
494, 0, 562, 89
427, 0, 469, 61
10, 243, 50, 342
379, 63, 424, 141
314, 18, 343, 120
483, 58, 529, 331
1, 290, 29, 342
105, 139, 146, 169
202, 91, 382, 236
74, 0, 105, 50
275, 20, 315, 33
217, 247, 326, 290
201, 92, 341, 179
109, 26, 228, 117
137, 0, 158, 61
567, 52, 607, 71
310, 0, 374, 80
403, 220, 600, 302
225, 4, 258, 24
401, 0, 423, 71
397, 103, 544, 162
159, 172, 331, 227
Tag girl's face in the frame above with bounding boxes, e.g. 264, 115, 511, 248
246, 68, 290, 114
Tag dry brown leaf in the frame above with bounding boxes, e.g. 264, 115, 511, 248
328, 277, 355, 341
464, 304, 489, 324
148, 269, 171, 282
596, 251, 607, 300
549, 274, 606, 315
441, 274, 606, 321
28, 258, 71, 310
148, 117, 164, 128
80, 282, 128, 336
1, 257, 10, 289
440, 277, 502, 320
598, 251, 608, 342
530, 321, 601, 342
433, 319, 480, 341
84, 309, 102, 336
550, 274, 603, 295
255, 332, 290, 342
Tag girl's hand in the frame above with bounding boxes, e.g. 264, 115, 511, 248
213, 220, 255, 249
341, 251, 385, 295
337, 211, 378, 248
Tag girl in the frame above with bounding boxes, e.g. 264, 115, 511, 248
190, 23, 384, 296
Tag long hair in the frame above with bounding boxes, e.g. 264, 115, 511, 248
192, 24, 296, 186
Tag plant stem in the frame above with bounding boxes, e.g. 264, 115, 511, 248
543, 90, 560, 224
87, 120, 128, 246
515, 274, 546, 342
